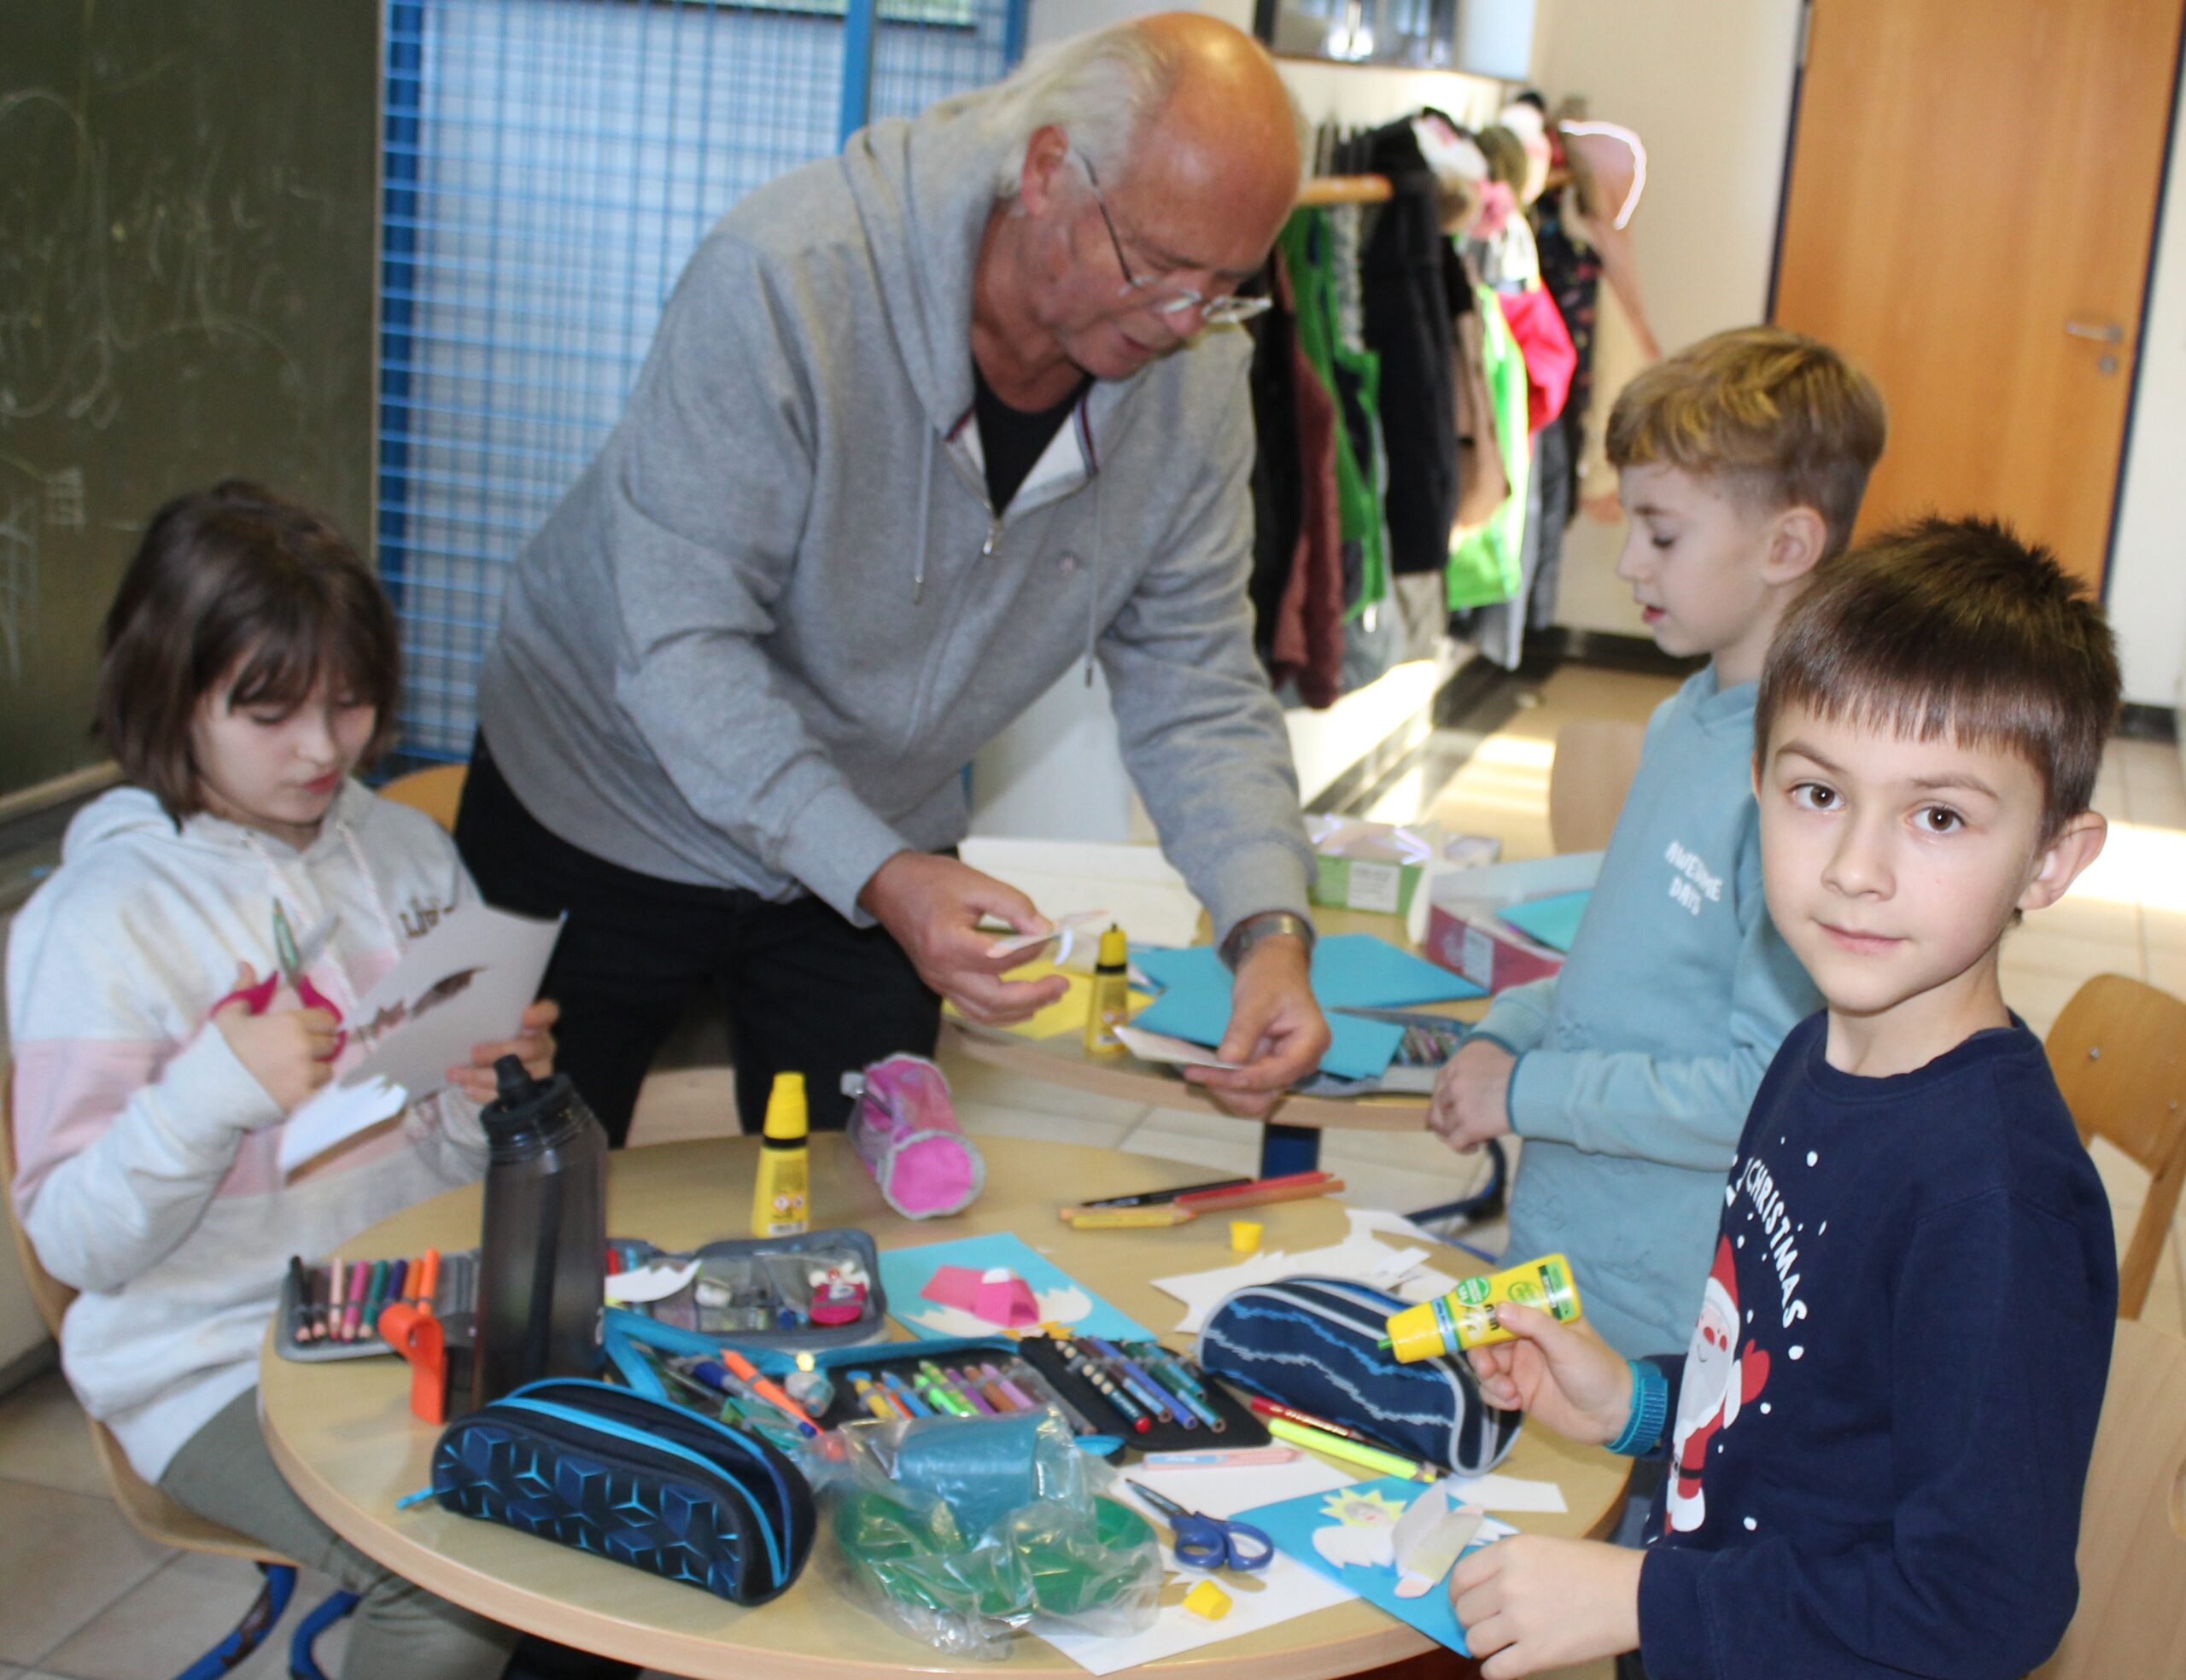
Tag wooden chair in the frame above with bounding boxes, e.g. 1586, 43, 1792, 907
2044, 973, 2186, 1319
378, 761, 468, 833
2031, 1317, 2186, 1679
1547, 719, 1647, 855
1, 1067, 355, 1678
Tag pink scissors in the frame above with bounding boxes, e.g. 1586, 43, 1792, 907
215, 901, 347, 1059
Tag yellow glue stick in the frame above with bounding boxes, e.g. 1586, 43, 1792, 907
1084, 925, 1131, 1055
1381, 1252, 1581, 1362
751, 1072, 810, 1237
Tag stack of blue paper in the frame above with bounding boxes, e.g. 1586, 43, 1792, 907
1131, 933, 1483, 1081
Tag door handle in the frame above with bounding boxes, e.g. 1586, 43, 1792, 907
2064, 320, 2125, 345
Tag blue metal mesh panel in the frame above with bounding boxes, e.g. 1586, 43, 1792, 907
868, 2, 1019, 126
378, 0, 1024, 761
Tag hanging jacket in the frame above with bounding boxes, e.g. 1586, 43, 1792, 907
1358, 121, 1460, 576
7, 782, 490, 1480
477, 91, 1312, 941
1447, 278, 1533, 610
1269, 266, 1347, 709
1498, 286, 1577, 435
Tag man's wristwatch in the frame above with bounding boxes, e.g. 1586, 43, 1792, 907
1219, 910, 1317, 972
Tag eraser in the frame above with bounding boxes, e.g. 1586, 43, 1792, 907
1182, 1578, 1233, 1621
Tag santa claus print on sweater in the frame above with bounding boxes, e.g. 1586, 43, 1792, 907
1665, 1234, 1769, 1533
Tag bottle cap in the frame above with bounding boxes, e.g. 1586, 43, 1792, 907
763, 1072, 809, 1141
1096, 925, 1128, 966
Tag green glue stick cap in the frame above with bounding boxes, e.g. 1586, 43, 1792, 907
762, 1072, 808, 1141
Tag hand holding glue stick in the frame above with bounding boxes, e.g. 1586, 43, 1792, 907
1381, 1252, 1583, 1360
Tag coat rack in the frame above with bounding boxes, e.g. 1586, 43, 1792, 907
1297, 173, 1392, 207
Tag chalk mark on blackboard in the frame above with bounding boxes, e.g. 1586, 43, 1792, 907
0, 79, 307, 436
43, 466, 84, 530
0, 497, 38, 685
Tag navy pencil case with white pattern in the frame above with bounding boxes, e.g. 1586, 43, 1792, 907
1193, 1277, 1521, 1474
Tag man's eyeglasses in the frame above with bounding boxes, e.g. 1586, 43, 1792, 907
1075, 150, 1271, 328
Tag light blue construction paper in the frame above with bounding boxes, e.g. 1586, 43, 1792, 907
875, 1233, 1150, 1343
1497, 890, 1591, 954
1238, 1476, 1501, 1656
1131, 934, 1482, 1010
1310, 933, 1485, 1006
1133, 985, 1407, 1082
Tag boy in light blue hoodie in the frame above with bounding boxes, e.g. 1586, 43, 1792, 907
1430, 327, 1885, 1359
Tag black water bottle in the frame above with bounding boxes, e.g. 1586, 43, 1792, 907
471, 1055, 608, 1409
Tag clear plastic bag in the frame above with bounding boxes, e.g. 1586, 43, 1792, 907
808, 1409, 1160, 1659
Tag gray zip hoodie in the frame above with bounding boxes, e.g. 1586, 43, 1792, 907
477, 90, 1312, 936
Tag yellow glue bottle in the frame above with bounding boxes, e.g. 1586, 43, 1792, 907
1084, 925, 1131, 1055
1381, 1252, 1582, 1362
751, 1072, 810, 1238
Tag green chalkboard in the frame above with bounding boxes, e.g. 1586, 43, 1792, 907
0, 0, 377, 807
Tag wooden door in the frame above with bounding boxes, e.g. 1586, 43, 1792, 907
1772, 0, 2185, 591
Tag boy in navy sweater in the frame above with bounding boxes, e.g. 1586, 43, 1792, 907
1448, 517, 2121, 1679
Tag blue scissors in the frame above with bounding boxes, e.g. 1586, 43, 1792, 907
1128, 1481, 1274, 1573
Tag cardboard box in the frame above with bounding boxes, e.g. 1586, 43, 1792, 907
1306, 817, 1499, 917
1421, 852, 1603, 994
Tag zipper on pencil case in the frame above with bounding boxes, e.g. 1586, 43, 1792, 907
511, 1377, 804, 1533
474, 1397, 789, 1587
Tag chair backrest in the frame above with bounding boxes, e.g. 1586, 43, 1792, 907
2031, 1318, 2186, 1680
2044, 973, 2186, 1319
1, 1063, 285, 1562
1548, 719, 1647, 856
378, 762, 468, 834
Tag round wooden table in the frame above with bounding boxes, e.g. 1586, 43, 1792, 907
260, 1136, 1627, 1679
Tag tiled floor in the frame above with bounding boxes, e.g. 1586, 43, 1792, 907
3, 661, 2182, 1679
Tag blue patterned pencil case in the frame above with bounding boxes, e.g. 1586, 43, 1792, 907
430, 1378, 815, 1603
1194, 1277, 1521, 1475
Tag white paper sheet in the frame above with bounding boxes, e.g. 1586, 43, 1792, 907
1437, 1472, 1568, 1514
278, 904, 563, 1172
1113, 1024, 1240, 1070
1037, 1458, 1360, 1674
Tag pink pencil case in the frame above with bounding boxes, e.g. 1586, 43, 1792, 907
840, 1054, 985, 1220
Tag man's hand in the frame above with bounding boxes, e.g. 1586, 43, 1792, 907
213, 962, 340, 1116
1182, 934, 1330, 1117
858, 851, 1070, 1024
449, 998, 561, 1106
1449, 1534, 1643, 1678
1466, 1301, 1633, 1444
1428, 1037, 1515, 1153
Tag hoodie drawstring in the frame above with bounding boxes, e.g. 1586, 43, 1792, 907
1084, 470, 1102, 685
912, 428, 934, 604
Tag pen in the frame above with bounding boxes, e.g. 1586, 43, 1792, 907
880, 1368, 935, 1417
914, 1361, 975, 1417
943, 1367, 999, 1415
327, 1256, 346, 1339
414, 1248, 441, 1315
1248, 1396, 1383, 1446
1077, 1176, 1254, 1210
383, 1259, 409, 1327
716, 1350, 820, 1434
342, 1259, 370, 1340
288, 1257, 311, 1344
981, 1363, 1038, 1410
1265, 1417, 1440, 1483
362, 1260, 390, 1340
845, 1373, 902, 1420
1144, 1355, 1226, 1431
1056, 1337, 1153, 1432
1089, 1337, 1197, 1430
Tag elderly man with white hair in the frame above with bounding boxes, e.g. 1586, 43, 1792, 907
456, 13, 1332, 1143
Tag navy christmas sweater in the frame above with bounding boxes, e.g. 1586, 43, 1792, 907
1635, 1013, 2116, 1679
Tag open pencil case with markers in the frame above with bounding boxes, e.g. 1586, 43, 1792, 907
617, 1228, 891, 1353
1014, 1333, 1268, 1454
274, 1248, 480, 1362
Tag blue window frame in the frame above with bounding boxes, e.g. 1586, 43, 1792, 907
377, 0, 1026, 761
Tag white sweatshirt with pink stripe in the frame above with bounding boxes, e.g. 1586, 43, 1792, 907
8, 781, 491, 1481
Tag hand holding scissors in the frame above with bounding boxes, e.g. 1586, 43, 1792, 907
213, 901, 347, 1059
1128, 1481, 1274, 1574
